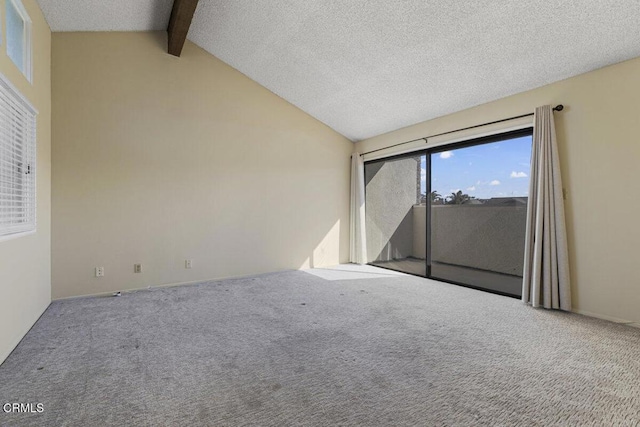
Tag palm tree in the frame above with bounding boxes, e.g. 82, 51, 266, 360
420, 191, 443, 204
445, 190, 471, 205
430, 191, 443, 204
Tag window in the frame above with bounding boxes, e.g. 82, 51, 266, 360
0, 72, 37, 240
5, 0, 32, 82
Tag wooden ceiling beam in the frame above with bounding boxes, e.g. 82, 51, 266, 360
167, 0, 199, 57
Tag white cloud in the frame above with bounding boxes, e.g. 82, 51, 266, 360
466, 186, 476, 192
490, 180, 501, 186
510, 171, 528, 178
439, 151, 453, 159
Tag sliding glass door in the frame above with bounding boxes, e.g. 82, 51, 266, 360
364, 129, 533, 298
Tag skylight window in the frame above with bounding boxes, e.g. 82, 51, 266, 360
5, 0, 32, 82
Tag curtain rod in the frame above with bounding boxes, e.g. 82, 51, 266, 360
360, 104, 564, 157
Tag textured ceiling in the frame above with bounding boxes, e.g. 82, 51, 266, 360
36, 0, 174, 31
38, 1, 640, 141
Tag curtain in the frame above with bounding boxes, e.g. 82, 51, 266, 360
522, 105, 571, 310
350, 153, 367, 264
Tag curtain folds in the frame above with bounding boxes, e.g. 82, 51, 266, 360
350, 153, 367, 264
522, 105, 571, 310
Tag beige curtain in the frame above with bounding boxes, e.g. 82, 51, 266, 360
350, 153, 367, 264
522, 105, 571, 310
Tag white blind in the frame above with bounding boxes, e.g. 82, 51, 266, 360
0, 73, 37, 238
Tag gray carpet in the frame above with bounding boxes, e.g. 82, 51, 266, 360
1, 266, 639, 426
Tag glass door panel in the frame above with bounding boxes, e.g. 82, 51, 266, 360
429, 132, 532, 296
364, 153, 427, 276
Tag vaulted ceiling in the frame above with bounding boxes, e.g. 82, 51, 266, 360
37, 0, 640, 141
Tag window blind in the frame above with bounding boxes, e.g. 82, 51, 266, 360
0, 73, 37, 238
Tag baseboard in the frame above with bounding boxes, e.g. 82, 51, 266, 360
53, 269, 296, 301
572, 309, 639, 327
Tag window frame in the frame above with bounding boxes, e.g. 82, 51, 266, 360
0, 71, 38, 242
5, 0, 33, 83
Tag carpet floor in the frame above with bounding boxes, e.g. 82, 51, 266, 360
1, 265, 639, 426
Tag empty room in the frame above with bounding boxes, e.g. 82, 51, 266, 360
1, 0, 639, 425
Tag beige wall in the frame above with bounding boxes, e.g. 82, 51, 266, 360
356, 57, 640, 325
52, 32, 352, 299
0, 0, 51, 363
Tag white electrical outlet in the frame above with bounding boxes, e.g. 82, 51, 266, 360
95, 267, 104, 277
134, 264, 142, 273
185, 259, 193, 269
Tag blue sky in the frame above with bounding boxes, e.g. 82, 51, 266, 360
423, 135, 532, 199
